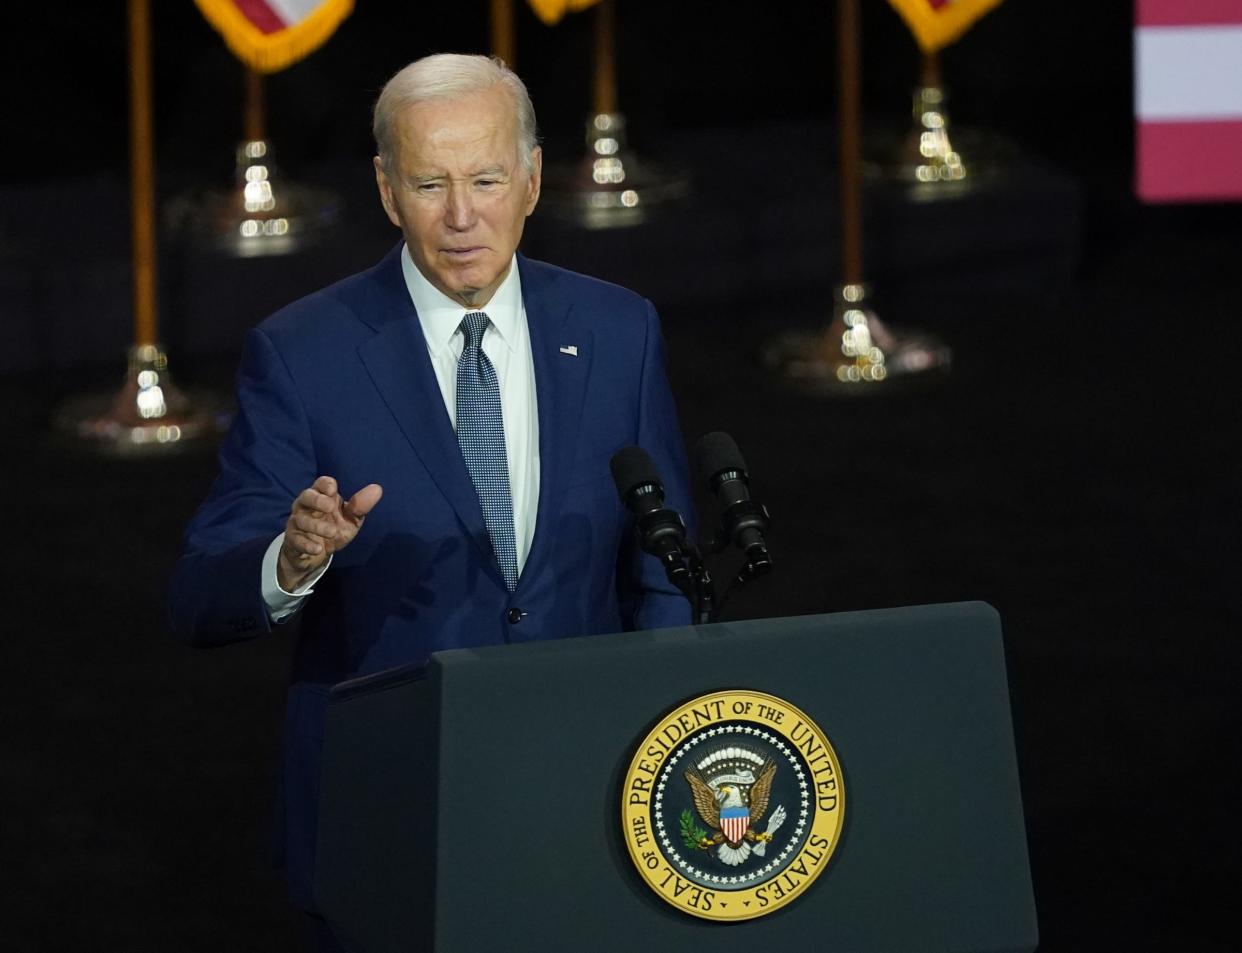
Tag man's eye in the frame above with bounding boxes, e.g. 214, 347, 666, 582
417, 183, 442, 193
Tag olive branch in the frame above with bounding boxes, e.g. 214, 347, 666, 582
680, 809, 709, 850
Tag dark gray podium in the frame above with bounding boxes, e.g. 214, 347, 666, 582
315, 601, 1037, 952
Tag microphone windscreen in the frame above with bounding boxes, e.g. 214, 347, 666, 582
693, 431, 747, 483
610, 446, 662, 498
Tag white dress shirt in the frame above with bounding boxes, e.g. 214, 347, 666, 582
262, 247, 540, 621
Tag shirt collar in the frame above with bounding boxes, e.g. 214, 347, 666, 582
401, 245, 523, 355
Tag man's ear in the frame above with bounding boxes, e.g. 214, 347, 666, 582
524, 146, 542, 217
374, 155, 401, 228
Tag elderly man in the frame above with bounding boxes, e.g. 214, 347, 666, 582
169, 53, 692, 937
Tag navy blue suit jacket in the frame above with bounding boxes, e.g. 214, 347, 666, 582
169, 246, 692, 908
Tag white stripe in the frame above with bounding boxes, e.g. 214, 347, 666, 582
265, 0, 323, 28
1136, 26, 1242, 120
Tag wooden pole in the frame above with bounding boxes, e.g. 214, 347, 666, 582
837, 0, 863, 285
593, 0, 617, 116
243, 67, 266, 142
128, 0, 157, 347
920, 49, 942, 89
490, 0, 516, 67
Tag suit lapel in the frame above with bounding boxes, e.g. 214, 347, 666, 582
520, 255, 593, 590
356, 247, 494, 568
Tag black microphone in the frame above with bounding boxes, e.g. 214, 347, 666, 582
609, 447, 689, 579
693, 432, 772, 576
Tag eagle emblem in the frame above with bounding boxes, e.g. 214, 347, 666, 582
623, 691, 846, 921
682, 746, 788, 867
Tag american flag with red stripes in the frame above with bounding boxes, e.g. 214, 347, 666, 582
194, 0, 353, 73
1135, 0, 1242, 201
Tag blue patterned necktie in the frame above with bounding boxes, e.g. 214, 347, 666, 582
456, 311, 519, 591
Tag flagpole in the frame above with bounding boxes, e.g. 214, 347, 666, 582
129, 0, 157, 348
54, 0, 219, 452
593, 0, 617, 116
837, 0, 863, 286
897, 46, 967, 184
490, 0, 516, 66
244, 67, 266, 142
760, 0, 951, 390
544, 0, 688, 228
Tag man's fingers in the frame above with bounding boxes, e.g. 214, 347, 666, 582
343, 483, 383, 520
291, 511, 339, 540
286, 477, 379, 559
283, 529, 325, 557
291, 476, 340, 516
295, 486, 337, 515
312, 475, 338, 497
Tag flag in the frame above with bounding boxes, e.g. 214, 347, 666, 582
528, 0, 601, 27
194, 0, 354, 73
1135, 0, 1242, 202
886, 0, 1004, 54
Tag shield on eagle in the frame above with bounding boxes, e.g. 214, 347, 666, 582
720, 805, 750, 846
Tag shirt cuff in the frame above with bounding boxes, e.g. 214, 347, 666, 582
261, 532, 331, 623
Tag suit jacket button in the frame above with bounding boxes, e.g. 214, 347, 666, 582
507, 608, 524, 624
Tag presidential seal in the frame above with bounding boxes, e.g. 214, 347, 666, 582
621, 689, 844, 921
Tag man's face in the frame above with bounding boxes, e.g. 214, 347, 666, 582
374, 85, 541, 308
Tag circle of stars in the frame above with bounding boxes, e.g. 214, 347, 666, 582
651, 722, 812, 889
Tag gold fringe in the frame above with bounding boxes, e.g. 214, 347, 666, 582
194, 0, 354, 74
527, 0, 601, 28
886, 0, 1004, 54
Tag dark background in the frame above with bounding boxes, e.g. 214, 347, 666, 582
3, 1, 1239, 950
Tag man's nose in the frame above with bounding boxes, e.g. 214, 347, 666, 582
444, 185, 474, 230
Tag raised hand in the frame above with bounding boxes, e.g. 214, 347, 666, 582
277, 476, 383, 592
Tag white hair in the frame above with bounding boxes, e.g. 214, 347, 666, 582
373, 54, 539, 175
